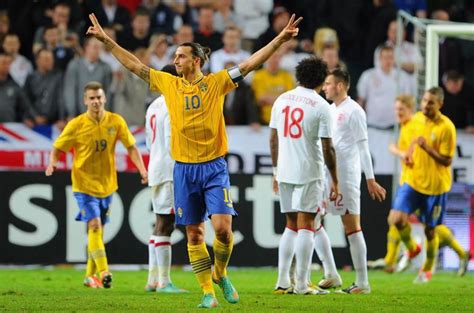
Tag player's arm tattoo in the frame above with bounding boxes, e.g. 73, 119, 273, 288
270, 128, 278, 166
103, 38, 116, 51
138, 65, 150, 83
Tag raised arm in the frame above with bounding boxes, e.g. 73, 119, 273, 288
86, 13, 150, 83
238, 14, 302, 77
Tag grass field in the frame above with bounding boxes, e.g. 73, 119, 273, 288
0, 268, 473, 312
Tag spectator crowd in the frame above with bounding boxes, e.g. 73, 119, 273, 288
0, 0, 473, 132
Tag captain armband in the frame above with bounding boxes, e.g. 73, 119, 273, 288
227, 65, 244, 83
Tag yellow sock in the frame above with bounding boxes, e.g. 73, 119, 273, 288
213, 235, 234, 280
399, 223, 418, 253
88, 228, 109, 273
188, 242, 214, 295
85, 250, 97, 277
435, 225, 466, 258
384, 225, 401, 266
422, 234, 439, 272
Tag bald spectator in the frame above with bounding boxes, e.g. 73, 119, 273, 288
2, 33, 33, 87
24, 49, 64, 125
441, 70, 474, 133
357, 45, 413, 129
0, 53, 33, 126
193, 7, 223, 52
63, 37, 112, 118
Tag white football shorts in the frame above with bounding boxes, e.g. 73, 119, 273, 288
151, 181, 174, 215
326, 180, 360, 215
278, 179, 325, 214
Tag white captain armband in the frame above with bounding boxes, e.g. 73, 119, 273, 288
227, 65, 244, 83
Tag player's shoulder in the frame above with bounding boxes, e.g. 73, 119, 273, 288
107, 111, 128, 125
439, 113, 456, 132
343, 97, 365, 115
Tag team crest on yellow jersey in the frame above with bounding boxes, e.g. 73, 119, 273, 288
177, 207, 183, 217
107, 127, 116, 136
199, 82, 208, 93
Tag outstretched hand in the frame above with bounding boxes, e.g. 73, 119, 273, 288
278, 14, 303, 42
86, 13, 107, 42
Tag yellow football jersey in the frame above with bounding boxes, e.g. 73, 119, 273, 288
251, 69, 295, 124
397, 118, 417, 185
406, 112, 456, 195
53, 111, 136, 197
149, 69, 237, 163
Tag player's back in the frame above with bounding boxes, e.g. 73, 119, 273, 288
145, 96, 174, 186
270, 86, 331, 185
329, 97, 368, 175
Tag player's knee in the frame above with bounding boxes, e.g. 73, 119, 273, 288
425, 227, 435, 240
214, 227, 232, 243
87, 218, 101, 231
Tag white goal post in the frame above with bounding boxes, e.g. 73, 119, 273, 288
396, 11, 474, 99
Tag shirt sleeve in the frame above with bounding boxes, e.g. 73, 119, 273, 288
439, 122, 456, 158
149, 69, 173, 95
53, 119, 77, 152
217, 69, 238, 95
318, 104, 332, 138
117, 115, 136, 149
349, 108, 368, 142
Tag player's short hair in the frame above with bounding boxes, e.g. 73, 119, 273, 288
179, 42, 211, 67
426, 86, 444, 103
396, 94, 415, 110
295, 57, 328, 89
329, 68, 350, 89
161, 64, 178, 76
83, 81, 104, 94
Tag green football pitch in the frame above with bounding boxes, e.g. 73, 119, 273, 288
0, 268, 473, 312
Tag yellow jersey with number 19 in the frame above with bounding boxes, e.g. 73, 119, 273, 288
406, 111, 456, 195
53, 111, 136, 197
149, 69, 237, 163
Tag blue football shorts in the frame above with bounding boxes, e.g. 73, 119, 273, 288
392, 183, 447, 228
74, 192, 113, 225
173, 157, 237, 225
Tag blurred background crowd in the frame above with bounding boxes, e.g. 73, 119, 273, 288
0, 0, 473, 132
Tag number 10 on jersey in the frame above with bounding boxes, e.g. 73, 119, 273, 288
282, 106, 304, 139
